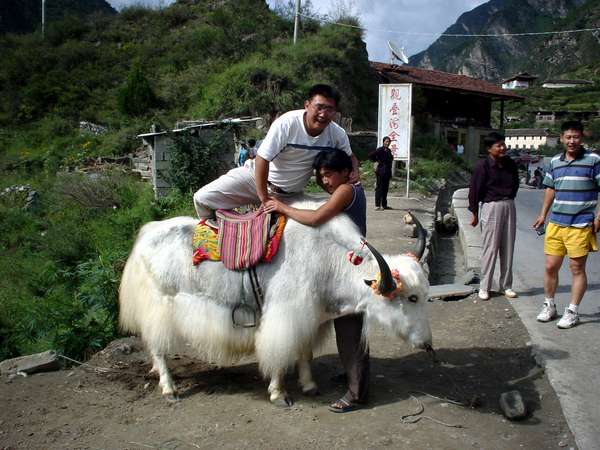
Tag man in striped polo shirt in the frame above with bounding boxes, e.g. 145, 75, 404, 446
533, 121, 600, 328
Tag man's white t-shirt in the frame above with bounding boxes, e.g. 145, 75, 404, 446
257, 110, 352, 193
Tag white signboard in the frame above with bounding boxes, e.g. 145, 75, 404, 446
377, 84, 412, 160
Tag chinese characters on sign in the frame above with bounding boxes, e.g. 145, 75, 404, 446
377, 84, 412, 160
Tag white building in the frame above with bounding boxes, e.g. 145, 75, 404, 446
542, 79, 593, 89
502, 72, 538, 90
505, 128, 558, 150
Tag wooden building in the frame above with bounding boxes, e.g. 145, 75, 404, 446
371, 62, 523, 165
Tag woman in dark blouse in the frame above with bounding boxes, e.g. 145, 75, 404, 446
369, 136, 394, 210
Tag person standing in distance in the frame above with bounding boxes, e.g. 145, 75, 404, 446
193, 84, 359, 219
533, 121, 600, 328
468, 132, 520, 301
246, 139, 258, 160
369, 136, 394, 211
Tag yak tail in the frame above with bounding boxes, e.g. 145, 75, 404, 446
118, 248, 143, 335
118, 247, 176, 354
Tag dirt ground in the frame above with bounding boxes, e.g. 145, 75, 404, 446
0, 193, 577, 450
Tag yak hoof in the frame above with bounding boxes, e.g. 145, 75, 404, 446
272, 395, 294, 408
164, 393, 180, 403
303, 386, 320, 397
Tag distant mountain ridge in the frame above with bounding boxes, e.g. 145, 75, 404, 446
409, 0, 600, 82
0, 0, 116, 35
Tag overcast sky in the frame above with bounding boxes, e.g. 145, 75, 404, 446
106, 0, 488, 61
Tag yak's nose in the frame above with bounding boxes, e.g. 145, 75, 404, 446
411, 338, 433, 350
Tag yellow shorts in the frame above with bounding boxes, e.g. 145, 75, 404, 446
544, 223, 598, 258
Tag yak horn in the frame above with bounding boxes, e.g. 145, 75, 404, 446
364, 240, 396, 295
408, 211, 426, 262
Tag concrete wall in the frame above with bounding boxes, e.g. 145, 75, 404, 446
506, 135, 558, 150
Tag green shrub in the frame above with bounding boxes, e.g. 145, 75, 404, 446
166, 128, 231, 194
0, 172, 162, 360
117, 61, 160, 117
412, 159, 457, 179
46, 15, 90, 46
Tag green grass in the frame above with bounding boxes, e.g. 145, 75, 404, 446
0, 172, 170, 360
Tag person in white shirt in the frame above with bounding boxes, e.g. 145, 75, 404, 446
193, 84, 359, 219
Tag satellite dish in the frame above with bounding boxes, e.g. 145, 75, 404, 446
388, 40, 409, 65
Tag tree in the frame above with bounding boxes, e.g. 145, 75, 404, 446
117, 61, 159, 117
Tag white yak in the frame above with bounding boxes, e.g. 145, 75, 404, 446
119, 200, 432, 406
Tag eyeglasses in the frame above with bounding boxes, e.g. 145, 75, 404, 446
311, 102, 336, 114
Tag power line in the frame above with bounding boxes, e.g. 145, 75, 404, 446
298, 12, 600, 38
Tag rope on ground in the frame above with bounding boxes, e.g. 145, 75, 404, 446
428, 351, 480, 408
410, 390, 468, 407
400, 395, 464, 428
58, 354, 147, 378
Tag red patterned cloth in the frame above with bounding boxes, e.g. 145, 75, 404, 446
216, 209, 271, 270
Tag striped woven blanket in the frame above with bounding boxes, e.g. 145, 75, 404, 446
192, 211, 286, 269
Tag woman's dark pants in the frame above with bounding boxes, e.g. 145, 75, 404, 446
375, 173, 391, 208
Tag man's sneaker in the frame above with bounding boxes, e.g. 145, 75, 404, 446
478, 289, 490, 301
536, 302, 557, 322
557, 308, 580, 329
504, 289, 518, 298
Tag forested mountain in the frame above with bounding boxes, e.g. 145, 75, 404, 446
410, 0, 600, 82
0, 0, 375, 135
0, 0, 116, 35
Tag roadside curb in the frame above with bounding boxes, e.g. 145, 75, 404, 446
450, 188, 482, 277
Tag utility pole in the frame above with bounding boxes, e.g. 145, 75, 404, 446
293, 0, 300, 44
42, 0, 46, 38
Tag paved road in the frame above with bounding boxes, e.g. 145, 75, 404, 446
454, 187, 600, 450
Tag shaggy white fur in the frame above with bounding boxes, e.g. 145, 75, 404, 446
119, 198, 431, 403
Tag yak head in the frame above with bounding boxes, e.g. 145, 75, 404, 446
359, 239, 432, 351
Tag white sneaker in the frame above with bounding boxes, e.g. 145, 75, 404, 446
503, 289, 518, 298
478, 289, 490, 301
557, 308, 580, 329
536, 302, 557, 322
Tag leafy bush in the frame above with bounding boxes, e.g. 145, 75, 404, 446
166, 128, 232, 194
46, 15, 90, 46
412, 159, 458, 180
117, 61, 160, 117
54, 172, 126, 209
0, 173, 160, 360
412, 134, 461, 162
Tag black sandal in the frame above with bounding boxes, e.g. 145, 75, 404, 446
328, 397, 361, 413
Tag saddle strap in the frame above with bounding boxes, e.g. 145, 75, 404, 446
248, 267, 264, 313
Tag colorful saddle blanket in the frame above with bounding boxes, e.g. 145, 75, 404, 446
192, 210, 286, 269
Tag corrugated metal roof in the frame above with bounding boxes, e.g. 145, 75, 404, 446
137, 117, 264, 138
